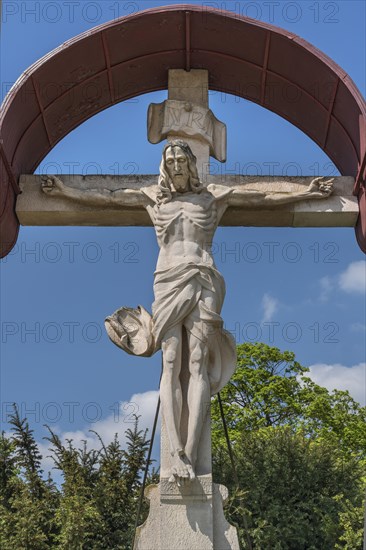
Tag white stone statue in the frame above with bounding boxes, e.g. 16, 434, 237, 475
42, 141, 333, 483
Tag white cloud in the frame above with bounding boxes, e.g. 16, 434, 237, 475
350, 322, 366, 333
76, 390, 160, 448
317, 261, 366, 302
319, 276, 335, 302
338, 261, 366, 293
261, 293, 279, 323
307, 362, 366, 406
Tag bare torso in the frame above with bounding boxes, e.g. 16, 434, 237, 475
147, 189, 224, 271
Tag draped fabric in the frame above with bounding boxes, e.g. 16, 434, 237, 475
152, 262, 222, 345
152, 262, 237, 395
105, 262, 236, 394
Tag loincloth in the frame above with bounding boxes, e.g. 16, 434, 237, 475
105, 262, 236, 394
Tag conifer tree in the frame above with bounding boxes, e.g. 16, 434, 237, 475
0, 406, 59, 549
44, 428, 102, 549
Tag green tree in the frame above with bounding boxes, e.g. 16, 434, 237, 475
44, 428, 103, 549
3, 344, 363, 548
212, 343, 366, 549
1, 409, 155, 549
0, 431, 18, 508
0, 407, 59, 549
92, 418, 154, 549
212, 343, 366, 452
45, 416, 154, 549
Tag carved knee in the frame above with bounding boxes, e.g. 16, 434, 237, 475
162, 338, 180, 373
165, 347, 177, 365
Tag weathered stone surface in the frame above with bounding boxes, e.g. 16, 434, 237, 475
147, 69, 227, 176
160, 410, 212, 481
154, 406, 239, 548
134, 479, 240, 550
148, 99, 227, 162
17, 175, 358, 227
168, 69, 209, 108
17, 174, 154, 226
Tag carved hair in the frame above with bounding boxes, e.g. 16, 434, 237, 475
157, 140, 203, 204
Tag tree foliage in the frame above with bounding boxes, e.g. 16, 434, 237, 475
1, 344, 364, 548
0, 410, 155, 549
0, 406, 59, 549
212, 343, 366, 549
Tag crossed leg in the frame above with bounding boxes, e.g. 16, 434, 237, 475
183, 288, 218, 474
161, 289, 219, 483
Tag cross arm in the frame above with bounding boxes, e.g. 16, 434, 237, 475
16, 175, 358, 228
41, 175, 148, 208
16, 174, 158, 226
228, 177, 333, 208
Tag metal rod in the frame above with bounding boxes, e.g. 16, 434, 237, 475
217, 392, 239, 485
217, 391, 253, 550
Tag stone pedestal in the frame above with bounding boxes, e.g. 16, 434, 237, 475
134, 477, 240, 550
134, 391, 240, 550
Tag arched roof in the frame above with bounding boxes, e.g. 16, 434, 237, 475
1, 4, 365, 256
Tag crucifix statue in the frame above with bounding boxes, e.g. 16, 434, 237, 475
42, 140, 333, 485
2, 0, 362, 537
19, 69, 353, 549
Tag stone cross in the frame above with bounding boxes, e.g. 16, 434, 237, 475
17, 71, 357, 229
16, 70, 358, 550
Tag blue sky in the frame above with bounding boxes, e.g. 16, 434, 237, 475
1, 0, 365, 471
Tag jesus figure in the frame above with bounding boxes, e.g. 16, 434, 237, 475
42, 140, 333, 483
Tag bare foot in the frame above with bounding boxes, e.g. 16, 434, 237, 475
169, 451, 195, 485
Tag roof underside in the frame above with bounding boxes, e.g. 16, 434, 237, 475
1, 4, 365, 256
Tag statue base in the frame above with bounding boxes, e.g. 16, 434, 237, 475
134, 476, 240, 550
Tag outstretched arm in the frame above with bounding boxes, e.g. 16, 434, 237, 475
41, 176, 148, 208
228, 177, 334, 208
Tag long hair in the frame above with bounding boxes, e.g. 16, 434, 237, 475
157, 140, 203, 204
